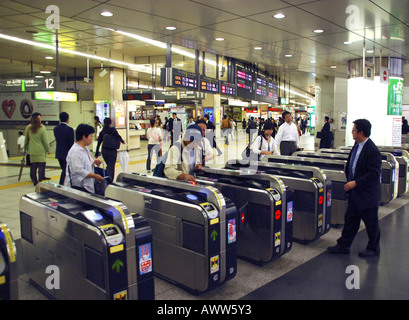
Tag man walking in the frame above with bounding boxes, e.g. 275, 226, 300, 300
327, 119, 382, 257
53, 112, 74, 185
275, 111, 299, 155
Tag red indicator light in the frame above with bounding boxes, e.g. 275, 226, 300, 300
275, 210, 281, 220
319, 196, 323, 204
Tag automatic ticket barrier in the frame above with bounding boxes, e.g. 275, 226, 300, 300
225, 160, 331, 244
105, 173, 237, 294
20, 182, 154, 300
0, 223, 18, 300
294, 150, 399, 205
340, 146, 409, 197
262, 155, 347, 227
195, 167, 293, 263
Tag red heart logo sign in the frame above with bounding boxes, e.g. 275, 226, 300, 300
2, 100, 16, 119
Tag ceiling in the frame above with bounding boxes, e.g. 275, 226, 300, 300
0, 0, 408, 102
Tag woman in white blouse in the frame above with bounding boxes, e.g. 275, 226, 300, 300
252, 121, 280, 161
146, 118, 163, 173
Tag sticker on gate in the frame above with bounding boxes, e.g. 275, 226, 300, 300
139, 243, 153, 275
287, 201, 293, 222
210, 255, 219, 274
227, 219, 236, 243
274, 232, 281, 247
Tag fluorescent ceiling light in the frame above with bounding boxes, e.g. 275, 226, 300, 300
215, 37, 225, 41
313, 29, 324, 33
254, 46, 262, 50
366, 50, 374, 53
45, 56, 53, 59
285, 54, 292, 57
273, 13, 286, 19
100, 11, 113, 17
344, 41, 353, 44
330, 65, 337, 68
311, 60, 316, 64
166, 26, 177, 30
40, 70, 51, 74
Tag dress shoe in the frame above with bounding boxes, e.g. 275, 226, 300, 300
327, 244, 350, 254
42, 177, 51, 180
358, 249, 379, 258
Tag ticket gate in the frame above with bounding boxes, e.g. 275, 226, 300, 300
20, 182, 154, 300
195, 167, 293, 263
105, 173, 237, 294
317, 149, 400, 202
262, 155, 347, 227
294, 151, 398, 205
0, 223, 18, 300
225, 160, 331, 244
340, 146, 409, 197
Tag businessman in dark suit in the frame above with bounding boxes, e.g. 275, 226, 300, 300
53, 112, 74, 185
204, 114, 222, 156
327, 119, 382, 257
168, 113, 183, 146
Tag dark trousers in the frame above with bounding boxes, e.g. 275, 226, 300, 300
337, 201, 381, 253
147, 144, 161, 171
280, 141, 297, 156
102, 148, 117, 183
30, 162, 46, 185
58, 158, 67, 185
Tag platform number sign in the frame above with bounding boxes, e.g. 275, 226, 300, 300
44, 78, 55, 89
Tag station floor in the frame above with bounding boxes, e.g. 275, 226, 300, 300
1, 130, 408, 300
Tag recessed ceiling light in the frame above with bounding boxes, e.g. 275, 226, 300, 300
40, 70, 51, 74
344, 41, 353, 44
285, 54, 292, 57
45, 56, 53, 60
273, 13, 286, 19
330, 65, 337, 69
215, 37, 224, 41
313, 29, 324, 33
254, 46, 262, 50
100, 11, 113, 17
166, 26, 177, 30
311, 60, 316, 64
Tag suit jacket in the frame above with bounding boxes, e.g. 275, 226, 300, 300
168, 117, 182, 134
345, 138, 382, 209
53, 123, 74, 160
206, 120, 216, 131
319, 121, 331, 148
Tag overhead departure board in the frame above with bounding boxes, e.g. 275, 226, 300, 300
200, 75, 219, 94
160, 67, 198, 90
236, 66, 254, 100
255, 75, 268, 102
268, 81, 279, 104
220, 81, 236, 96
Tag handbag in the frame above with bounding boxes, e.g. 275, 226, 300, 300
316, 131, 322, 139
103, 131, 121, 150
118, 144, 129, 173
94, 164, 108, 196
241, 135, 263, 161
26, 154, 31, 165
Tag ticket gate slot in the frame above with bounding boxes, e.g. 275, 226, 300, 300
0, 223, 18, 300
294, 151, 398, 205
20, 182, 153, 300
195, 167, 293, 263
262, 155, 348, 227
226, 161, 329, 244
105, 173, 237, 294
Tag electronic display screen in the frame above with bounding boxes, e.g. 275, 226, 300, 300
236, 66, 254, 100
173, 68, 198, 89
255, 75, 268, 101
220, 81, 236, 96
200, 75, 219, 94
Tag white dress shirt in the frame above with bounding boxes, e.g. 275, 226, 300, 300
64, 143, 96, 193
252, 135, 280, 160
275, 121, 300, 145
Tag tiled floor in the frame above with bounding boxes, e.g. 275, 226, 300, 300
2, 129, 407, 300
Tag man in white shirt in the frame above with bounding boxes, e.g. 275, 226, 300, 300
17, 131, 25, 155
275, 111, 299, 155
